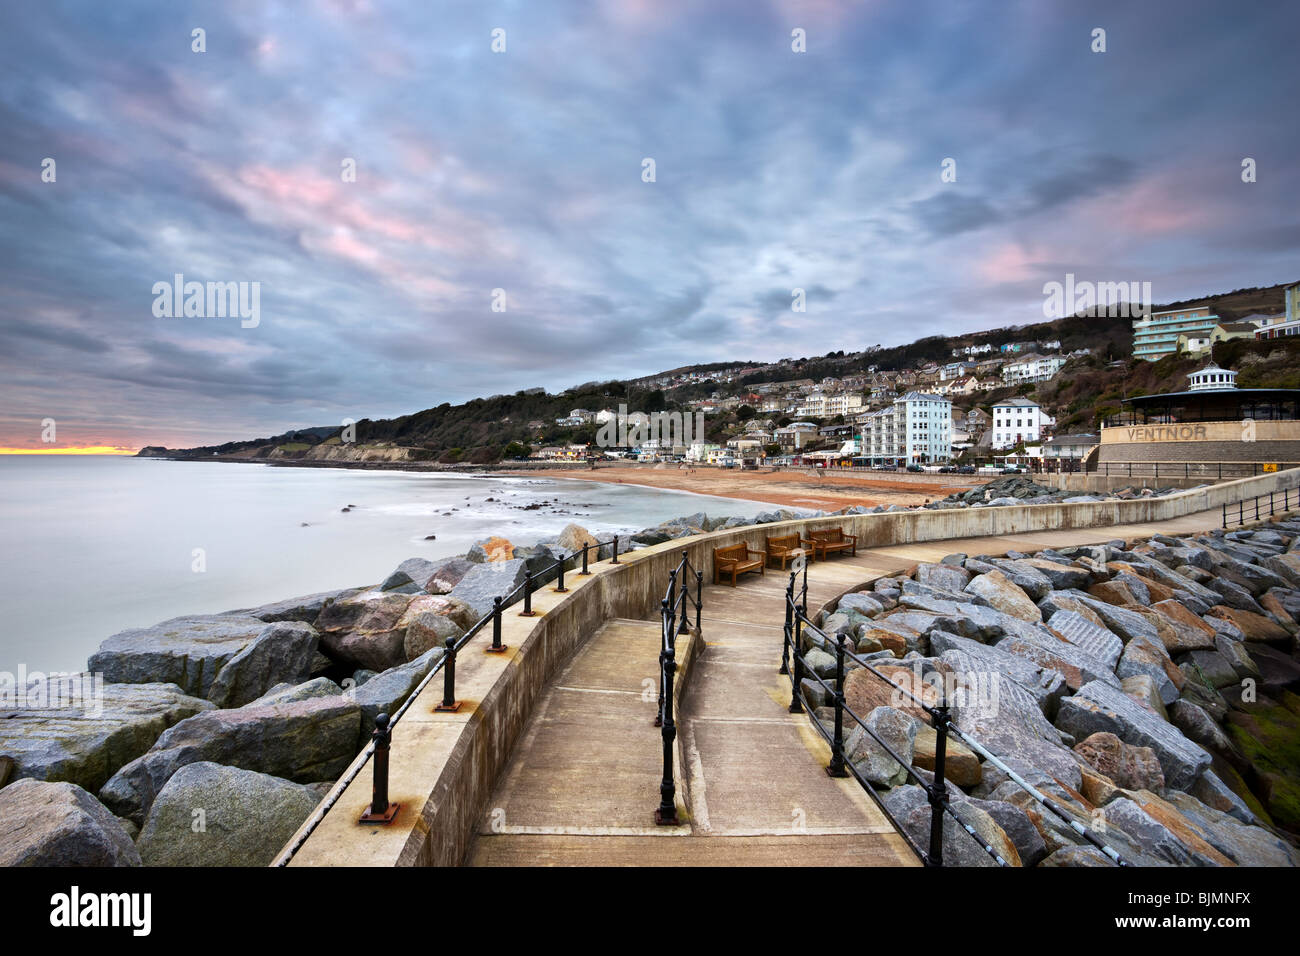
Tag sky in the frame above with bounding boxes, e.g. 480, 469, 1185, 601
1, 0, 1298, 451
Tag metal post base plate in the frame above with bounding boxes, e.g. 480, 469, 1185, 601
434, 700, 463, 713
359, 802, 400, 825
654, 808, 679, 826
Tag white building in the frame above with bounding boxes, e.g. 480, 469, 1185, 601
862, 391, 952, 464
1001, 353, 1066, 385
991, 397, 1044, 449
686, 441, 722, 463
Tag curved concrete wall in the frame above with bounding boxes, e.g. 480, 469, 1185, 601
280, 467, 1300, 867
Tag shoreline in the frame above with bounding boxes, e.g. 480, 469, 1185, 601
501, 464, 981, 511
133, 453, 986, 511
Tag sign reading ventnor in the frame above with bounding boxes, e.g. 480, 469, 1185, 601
152, 274, 260, 328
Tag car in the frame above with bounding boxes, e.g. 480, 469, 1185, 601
957, 465, 976, 475
937, 465, 954, 473
1002, 466, 1023, 474
906, 464, 923, 473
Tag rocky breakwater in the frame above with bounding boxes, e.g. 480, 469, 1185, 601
2, 508, 792, 867
926, 474, 1199, 510
0, 522, 613, 866
802, 519, 1300, 866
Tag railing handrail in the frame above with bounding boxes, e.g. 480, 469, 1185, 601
783, 579, 1129, 867
276, 532, 625, 865
1222, 485, 1297, 528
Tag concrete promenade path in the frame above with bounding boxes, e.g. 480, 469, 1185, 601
468, 509, 1227, 866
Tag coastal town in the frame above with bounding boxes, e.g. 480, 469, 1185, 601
7, 0, 1300, 922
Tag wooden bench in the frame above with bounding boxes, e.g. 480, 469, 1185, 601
765, 533, 805, 570
802, 528, 858, 560
713, 543, 765, 586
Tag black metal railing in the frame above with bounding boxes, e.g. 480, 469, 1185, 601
1223, 486, 1299, 528
276, 532, 626, 864
1091, 461, 1300, 480
782, 572, 1128, 867
654, 550, 703, 826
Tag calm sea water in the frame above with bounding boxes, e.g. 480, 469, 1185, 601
0, 457, 776, 673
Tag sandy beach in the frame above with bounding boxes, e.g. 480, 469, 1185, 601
502, 463, 984, 511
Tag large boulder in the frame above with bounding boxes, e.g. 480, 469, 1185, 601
1206, 605, 1290, 643
555, 523, 600, 554
987, 559, 1054, 601
1101, 797, 1230, 866
246, 588, 361, 623
467, 536, 516, 563
933, 630, 1067, 713
247, 677, 343, 707
1161, 790, 1297, 865
1147, 600, 1218, 653
944, 648, 1081, 790
838, 592, 886, 617
135, 762, 320, 867
1072, 732, 1165, 791
0, 779, 141, 867
348, 647, 446, 748
1116, 635, 1184, 705
965, 570, 1041, 622
1048, 591, 1159, 644
206, 621, 319, 708
1045, 611, 1123, 671
1055, 681, 1211, 790
314, 590, 415, 671
99, 695, 360, 823
89, 614, 269, 697
995, 632, 1119, 693
914, 724, 982, 786
895, 789, 1021, 866
0, 677, 213, 793
843, 707, 920, 787
915, 562, 970, 593
449, 558, 529, 618
397, 595, 475, 660
843, 663, 939, 721
1262, 552, 1300, 588
380, 557, 444, 591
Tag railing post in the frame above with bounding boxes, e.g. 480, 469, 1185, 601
677, 553, 690, 637
486, 595, 506, 653
435, 637, 461, 712
926, 701, 951, 866
827, 633, 848, 778
789, 610, 805, 714
695, 569, 703, 633
554, 555, 567, 593
580, 542, 590, 575
1222, 502, 1226, 529
667, 567, 677, 637
359, 712, 399, 823
655, 598, 668, 727
519, 570, 535, 616
654, 642, 679, 826
611, 535, 620, 564
781, 573, 794, 675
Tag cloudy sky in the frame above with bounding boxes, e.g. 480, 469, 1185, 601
1, 0, 1297, 451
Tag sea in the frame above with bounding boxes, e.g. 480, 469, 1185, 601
0, 456, 779, 674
